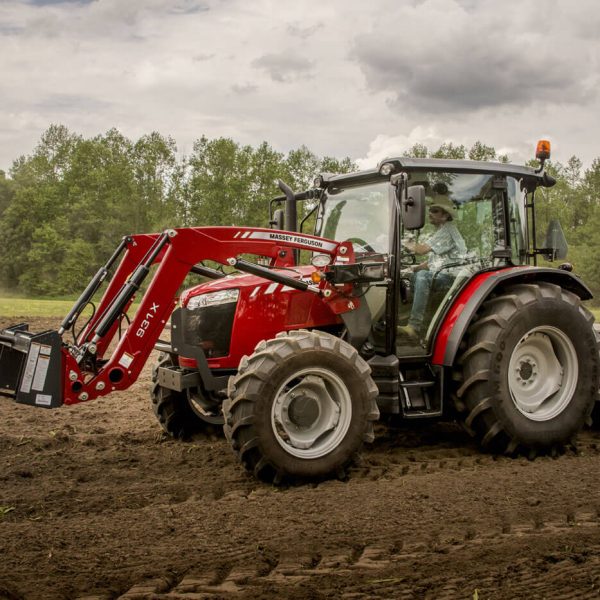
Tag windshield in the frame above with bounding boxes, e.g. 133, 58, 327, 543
314, 181, 390, 254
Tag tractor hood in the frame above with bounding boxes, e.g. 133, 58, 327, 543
178, 265, 341, 369
181, 265, 316, 306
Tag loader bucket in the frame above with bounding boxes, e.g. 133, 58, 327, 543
0, 324, 63, 408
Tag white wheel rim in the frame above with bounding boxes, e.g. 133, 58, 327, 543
271, 367, 352, 459
508, 326, 578, 421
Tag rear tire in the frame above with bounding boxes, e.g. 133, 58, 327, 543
454, 283, 599, 454
223, 330, 379, 483
151, 353, 223, 438
591, 326, 600, 429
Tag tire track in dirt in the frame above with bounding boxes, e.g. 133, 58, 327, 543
4, 421, 594, 520
351, 427, 600, 483
75, 512, 600, 599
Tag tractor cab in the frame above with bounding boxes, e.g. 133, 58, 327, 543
309, 157, 561, 361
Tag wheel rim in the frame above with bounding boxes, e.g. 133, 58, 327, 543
271, 367, 352, 459
508, 326, 578, 421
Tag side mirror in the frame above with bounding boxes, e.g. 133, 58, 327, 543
543, 219, 568, 260
402, 185, 426, 230
271, 208, 285, 230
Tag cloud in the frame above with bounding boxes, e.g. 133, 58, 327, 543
0, 23, 24, 35
167, 1, 210, 15
24, 0, 95, 5
33, 94, 111, 113
355, 128, 445, 170
353, 0, 599, 114
252, 51, 314, 83
231, 83, 258, 94
0, 0, 599, 173
287, 22, 323, 39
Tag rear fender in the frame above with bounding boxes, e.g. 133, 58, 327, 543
432, 267, 593, 367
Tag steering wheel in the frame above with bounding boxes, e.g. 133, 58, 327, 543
345, 237, 376, 253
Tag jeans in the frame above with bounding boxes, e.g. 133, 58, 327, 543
408, 270, 454, 332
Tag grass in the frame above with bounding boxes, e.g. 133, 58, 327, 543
1, 296, 600, 321
0, 297, 81, 318
0, 506, 15, 519
0, 296, 142, 319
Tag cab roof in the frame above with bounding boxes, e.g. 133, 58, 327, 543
321, 157, 555, 189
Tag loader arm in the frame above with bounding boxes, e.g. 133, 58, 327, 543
0, 226, 358, 408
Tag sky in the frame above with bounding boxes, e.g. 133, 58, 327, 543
1, 0, 599, 174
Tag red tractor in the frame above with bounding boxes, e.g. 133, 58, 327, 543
1, 141, 598, 482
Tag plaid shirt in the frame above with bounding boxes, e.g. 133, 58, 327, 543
425, 223, 467, 271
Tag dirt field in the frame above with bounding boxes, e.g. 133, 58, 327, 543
1, 318, 600, 600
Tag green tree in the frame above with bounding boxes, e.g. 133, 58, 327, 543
0, 125, 80, 291
132, 132, 182, 230
0, 170, 14, 218
320, 156, 357, 174
468, 141, 497, 161
9, 127, 595, 300
284, 146, 321, 190
249, 141, 286, 224
185, 136, 255, 226
563, 156, 583, 189
569, 159, 600, 296
0, 125, 185, 295
18, 222, 68, 295
431, 142, 467, 160
406, 143, 429, 158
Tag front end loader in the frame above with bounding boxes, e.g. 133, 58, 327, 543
0, 227, 374, 409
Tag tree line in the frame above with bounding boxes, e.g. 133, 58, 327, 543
1, 125, 599, 300
0, 125, 354, 296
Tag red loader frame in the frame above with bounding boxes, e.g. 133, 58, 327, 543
1, 227, 359, 408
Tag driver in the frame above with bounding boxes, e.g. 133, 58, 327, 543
400, 191, 466, 338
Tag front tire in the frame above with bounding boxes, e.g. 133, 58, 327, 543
454, 283, 599, 454
151, 353, 224, 438
223, 330, 379, 483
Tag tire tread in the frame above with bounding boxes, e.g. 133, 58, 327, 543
453, 282, 599, 455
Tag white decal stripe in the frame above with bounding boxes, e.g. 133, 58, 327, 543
242, 231, 251, 238
246, 231, 337, 252
264, 283, 278, 295
20, 343, 41, 394
31, 355, 50, 392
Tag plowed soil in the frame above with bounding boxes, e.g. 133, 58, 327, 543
1, 318, 600, 600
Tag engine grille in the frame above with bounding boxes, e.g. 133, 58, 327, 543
181, 303, 236, 359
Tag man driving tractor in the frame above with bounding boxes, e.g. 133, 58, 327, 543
400, 183, 467, 338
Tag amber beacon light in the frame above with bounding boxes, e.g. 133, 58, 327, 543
536, 139, 551, 161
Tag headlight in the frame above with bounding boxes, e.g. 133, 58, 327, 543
186, 289, 240, 310
379, 162, 396, 176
